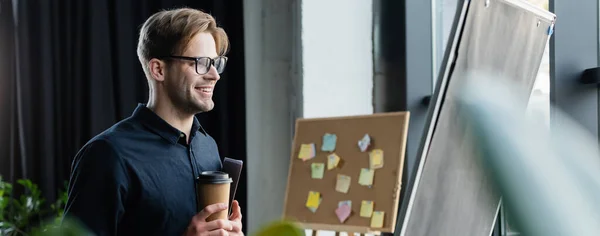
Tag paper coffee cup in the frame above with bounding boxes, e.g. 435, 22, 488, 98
196, 171, 233, 221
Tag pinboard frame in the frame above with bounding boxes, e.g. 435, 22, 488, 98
282, 112, 410, 234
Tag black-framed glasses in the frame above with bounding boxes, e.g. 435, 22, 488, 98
160, 55, 228, 75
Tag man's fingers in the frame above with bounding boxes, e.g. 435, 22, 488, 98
196, 203, 228, 221
231, 220, 243, 232
203, 219, 234, 232
205, 229, 229, 236
233, 200, 241, 215
229, 200, 242, 221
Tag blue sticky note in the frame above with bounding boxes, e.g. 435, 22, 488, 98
321, 133, 337, 152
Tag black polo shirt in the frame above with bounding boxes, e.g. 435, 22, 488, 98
63, 104, 223, 236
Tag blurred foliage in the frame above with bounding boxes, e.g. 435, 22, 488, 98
0, 176, 89, 236
2, 175, 304, 236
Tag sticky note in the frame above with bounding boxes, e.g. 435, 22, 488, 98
369, 149, 384, 169
335, 203, 352, 223
298, 143, 316, 161
327, 153, 341, 170
306, 191, 320, 209
311, 163, 325, 179
360, 201, 374, 218
370, 211, 385, 228
321, 133, 337, 152
338, 200, 352, 208
358, 134, 371, 152
358, 168, 375, 186
335, 174, 351, 193
308, 198, 322, 213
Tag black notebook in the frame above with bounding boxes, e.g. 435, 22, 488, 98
222, 157, 243, 215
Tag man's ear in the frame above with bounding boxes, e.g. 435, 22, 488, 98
148, 58, 166, 82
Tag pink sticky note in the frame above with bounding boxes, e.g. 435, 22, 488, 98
335, 204, 352, 223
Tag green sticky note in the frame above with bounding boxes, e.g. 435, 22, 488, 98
358, 168, 374, 186
321, 133, 337, 152
311, 163, 325, 179
335, 174, 351, 193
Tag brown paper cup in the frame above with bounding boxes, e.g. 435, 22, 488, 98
196, 171, 233, 221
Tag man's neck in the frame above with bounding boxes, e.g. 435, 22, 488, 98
146, 100, 195, 142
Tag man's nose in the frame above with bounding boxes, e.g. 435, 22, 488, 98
204, 66, 220, 80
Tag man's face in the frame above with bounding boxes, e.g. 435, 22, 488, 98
164, 32, 220, 114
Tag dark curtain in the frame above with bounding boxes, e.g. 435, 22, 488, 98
0, 0, 17, 183
0, 0, 247, 231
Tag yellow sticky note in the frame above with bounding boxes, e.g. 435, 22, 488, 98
298, 143, 315, 160
358, 168, 374, 186
360, 200, 374, 217
308, 198, 322, 213
370, 211, 385, 228
335, 174, 351, 193
369, 149, 384, 169
327, 153, 341, 170
306, 191, 320, 208
311, 163, 325, 179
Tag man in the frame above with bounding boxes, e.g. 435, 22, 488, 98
63, 8, 243, 236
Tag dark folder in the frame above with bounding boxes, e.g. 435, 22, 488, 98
222, 157, 243, 215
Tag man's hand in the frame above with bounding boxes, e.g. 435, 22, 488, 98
228, 200, 243, 236
185, 203, 233, 236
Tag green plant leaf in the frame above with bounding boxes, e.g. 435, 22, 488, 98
1, 177, 72, 236
30, 217, 91, 236
0, 221, 19, 236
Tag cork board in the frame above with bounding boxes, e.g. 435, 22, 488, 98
282, 112, 410, 234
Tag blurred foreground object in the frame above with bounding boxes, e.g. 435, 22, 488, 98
400, 0, 555, 235
456, 73, 600, 236
253, 220, 304, 236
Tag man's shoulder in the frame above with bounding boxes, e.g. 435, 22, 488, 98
78, 117, 145, 154
71, 118, 147, 172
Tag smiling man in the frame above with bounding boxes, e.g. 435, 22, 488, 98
63, 8, 243, 236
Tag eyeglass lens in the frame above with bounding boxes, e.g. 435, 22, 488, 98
197, 57, 227, 75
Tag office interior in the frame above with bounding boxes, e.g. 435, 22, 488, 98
0, 0, 596, 235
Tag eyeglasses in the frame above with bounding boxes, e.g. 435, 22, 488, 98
160, 56, 228, 75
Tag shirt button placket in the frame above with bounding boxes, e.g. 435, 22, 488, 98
188, 138, 197, 177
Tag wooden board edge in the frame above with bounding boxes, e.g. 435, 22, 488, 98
295, 111, 410, 123
296, 222, 394, 235
282, 112, 410, 231
282, 119, 302, 219
390, 112, 411, 229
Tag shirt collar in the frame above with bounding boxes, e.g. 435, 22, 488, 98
132, 103, 206, 144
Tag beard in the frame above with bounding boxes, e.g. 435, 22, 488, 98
164, 76, 215, 115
